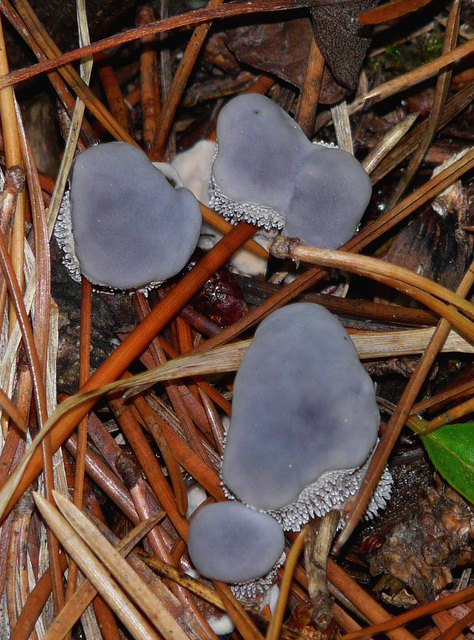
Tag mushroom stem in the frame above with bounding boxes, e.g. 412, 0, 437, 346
304, 510, 340, 630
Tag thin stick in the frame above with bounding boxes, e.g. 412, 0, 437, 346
150, 0, 225, 160
64, 277, 92, 604
385, 0, 461, 208
295, 37, 325, 137
343, 593, 474, 640
200, 202, 269, 258
10, 555, 69, 640
95, 51, 131, 133
269, 238, 474, 338
266, 528, 307, 640
419, 395, 474, 432
305, 511, 341, 628
361, 38, 474, 104
358, 0, 435, 23
0, 220, 49, 449
137, 2, 161, 151
362, 113, 418, 175
0, 15, 24, 301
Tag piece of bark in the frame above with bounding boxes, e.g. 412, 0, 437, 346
376, 204, 473, 310
367, 480, 474, 604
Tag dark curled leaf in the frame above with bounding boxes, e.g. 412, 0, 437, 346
422, 423, 474, 504
308, 0, 381, 91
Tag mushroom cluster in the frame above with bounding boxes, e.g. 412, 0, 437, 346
56, 142, 202, 291
210, 93, 372, 249
188, 303, 391, 593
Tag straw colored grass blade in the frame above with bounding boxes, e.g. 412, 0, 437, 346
33, 492, 161, 640
52, 490, 190, 640
113, 326, 474, 398
42, 514, 164, 640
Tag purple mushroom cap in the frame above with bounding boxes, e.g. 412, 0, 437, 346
188, 501, 285, 584
69, 142, 202, 290
221, 303, 380, 514
210, 94, 372, 247
284, 142, 372, 248
211, 94, 308, 228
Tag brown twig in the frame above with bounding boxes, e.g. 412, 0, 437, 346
150, 0, 225, 160
65, 433, 139, 523
295, 37, 326, 136
269, 238, 474, 336
7, 0, 135, 144
419, 394, 474, 432
385, 0, 461, 208
0, 16, 24, 303
0, 2, 307, 92
137, 3, 161, 151
95, 51, 132, 134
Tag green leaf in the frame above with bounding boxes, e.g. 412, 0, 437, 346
421, 423, 474, 503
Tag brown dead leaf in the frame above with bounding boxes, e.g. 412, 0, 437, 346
224, 17, 349, 103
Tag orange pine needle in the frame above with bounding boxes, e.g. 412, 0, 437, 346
358, 0, 435, 24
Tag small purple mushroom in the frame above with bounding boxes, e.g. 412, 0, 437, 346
221, 303, 391, 530
211, 94, 308, 229
187, 501, 285, 586
56, 142, 202, 290
210, 94, 372, 248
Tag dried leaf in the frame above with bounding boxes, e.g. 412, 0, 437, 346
369, 482, 474, 603
225, 17, 349, 103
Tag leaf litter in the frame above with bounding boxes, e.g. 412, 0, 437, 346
0, 0, 473, 639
